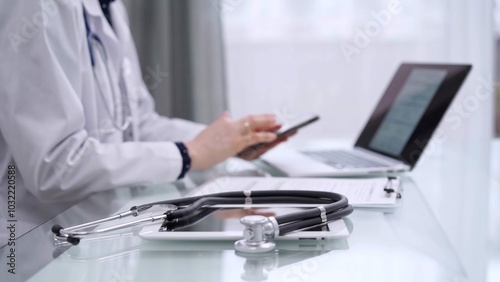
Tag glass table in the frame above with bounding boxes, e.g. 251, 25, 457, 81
0, 143, 493, 282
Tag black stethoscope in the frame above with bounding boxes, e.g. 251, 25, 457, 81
52, 190, 353, 253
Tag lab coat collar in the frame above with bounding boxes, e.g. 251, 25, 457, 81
82, 0, 108, 20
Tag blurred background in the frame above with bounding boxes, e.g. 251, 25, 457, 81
121, 0, 498, 280
121, 0, 495, 148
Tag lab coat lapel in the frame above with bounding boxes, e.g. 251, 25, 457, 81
82, 0, 123, 76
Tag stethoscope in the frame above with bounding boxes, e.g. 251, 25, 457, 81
84, 8, 132, 132
52, 190, 353, 253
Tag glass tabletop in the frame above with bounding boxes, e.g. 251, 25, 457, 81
0, 151, 491, 282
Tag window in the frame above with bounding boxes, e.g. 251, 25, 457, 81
222, 0, 452, 140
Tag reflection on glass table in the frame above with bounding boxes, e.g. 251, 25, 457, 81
0, 154, 483, 282
52, 232, 348, 282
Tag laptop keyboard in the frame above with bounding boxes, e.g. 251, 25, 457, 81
303, 150, 390, 169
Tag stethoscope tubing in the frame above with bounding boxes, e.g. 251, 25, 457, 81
138, 190, 347, 212
278, 205, 354, 235
165, 195, 342, 220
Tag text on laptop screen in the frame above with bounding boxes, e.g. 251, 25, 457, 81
368, 68, 447, 155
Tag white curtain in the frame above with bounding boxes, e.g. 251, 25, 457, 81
123, 0, 227, 123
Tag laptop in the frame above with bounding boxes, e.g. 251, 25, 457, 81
261, 63, 472, 177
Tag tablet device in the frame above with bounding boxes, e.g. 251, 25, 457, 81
237, 114, 319, 157
139, 206, 349, 241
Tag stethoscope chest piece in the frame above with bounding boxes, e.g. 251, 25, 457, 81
235, 215, 277, 253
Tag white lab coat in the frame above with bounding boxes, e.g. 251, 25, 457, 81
0, 0, 204, 241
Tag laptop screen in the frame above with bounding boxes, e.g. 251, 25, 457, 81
354, 63, 471, 168
368, 68, 448, 155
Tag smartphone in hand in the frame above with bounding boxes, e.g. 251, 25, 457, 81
237, 114, 319, 158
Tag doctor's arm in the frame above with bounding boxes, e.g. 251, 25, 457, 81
0, 1, 281, 202
0, 1, 205, 201
127, 66, 283, 167
133, 84, 284, 168
120, 14, 283, 164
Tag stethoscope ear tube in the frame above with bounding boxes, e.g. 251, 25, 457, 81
52, 225, 82, 246
52, 224, 64, 236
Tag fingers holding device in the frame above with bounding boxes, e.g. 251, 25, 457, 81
185, 112, 281, 169
184, 112, 318, 169
237, 114, 320, 159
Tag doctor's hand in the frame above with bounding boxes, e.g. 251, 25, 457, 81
185, 112, 281, 170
